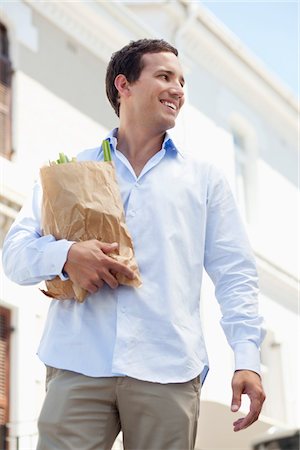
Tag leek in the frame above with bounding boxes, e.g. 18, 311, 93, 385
102, 140, 112, 162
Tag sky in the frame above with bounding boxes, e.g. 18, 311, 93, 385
200, 1, 299, 97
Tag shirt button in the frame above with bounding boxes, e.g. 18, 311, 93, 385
128, 210, 136, 217
121, 306, 126, 313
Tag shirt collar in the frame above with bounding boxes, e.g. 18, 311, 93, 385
103, 128, 184, 159
162, 132, 184, 158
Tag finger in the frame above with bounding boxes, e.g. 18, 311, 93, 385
231, 383, 243, 413
85, 283, 99, 295
233, 410, 258, 432
233, 417, 245, 432
94, 279, 104, 290
233, 399, 261, 432
85, 277, 104, 294
103, 271, 119, 289
109, 259, 135, 280
100, 242, 119, 253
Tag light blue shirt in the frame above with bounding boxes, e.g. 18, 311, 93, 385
2, 129, 265, 384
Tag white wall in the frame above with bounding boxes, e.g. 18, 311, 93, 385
1, 2, 298, 448
255, 161, 298, 277
12, 71, 107, 181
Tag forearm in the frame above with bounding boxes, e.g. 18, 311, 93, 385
2, 180, 73, 285
216, 259, 265, 374
2, 230, 73, 285
209, 251, 265, 375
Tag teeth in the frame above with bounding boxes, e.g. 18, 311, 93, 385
161, 100, 176, 110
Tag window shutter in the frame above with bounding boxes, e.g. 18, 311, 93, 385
0, 307, 10, 450
0, 23, 12, 159
0, 82, 12, 157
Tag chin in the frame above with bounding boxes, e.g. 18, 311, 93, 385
166, 121, 176, 131
153, 115, 177, 134
161, 117, 176, 131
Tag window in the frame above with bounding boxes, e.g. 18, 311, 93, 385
0, 193, 22, 248
260, 329, 286, 422
0, 23, 13, 159
230, 115, 258, 225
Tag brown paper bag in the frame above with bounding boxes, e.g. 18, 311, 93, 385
40, 160, 142, 302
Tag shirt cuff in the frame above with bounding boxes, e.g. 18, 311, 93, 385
40, 239, 75, 280
234, 341, 262, 377
59, 270, 70, 281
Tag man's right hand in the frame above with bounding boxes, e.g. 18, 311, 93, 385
63, 240, 135, 294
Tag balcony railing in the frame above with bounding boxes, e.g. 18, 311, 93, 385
0, 424, 38, 450
1, 424, 124, 450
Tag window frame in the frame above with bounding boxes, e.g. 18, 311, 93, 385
0, 22, 13, 160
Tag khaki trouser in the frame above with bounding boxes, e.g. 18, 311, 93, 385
37, 367, 200, 450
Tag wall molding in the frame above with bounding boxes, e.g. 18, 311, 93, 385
24, 0, 127, 63
255, 251, 298, 313
21, 1, 297, 136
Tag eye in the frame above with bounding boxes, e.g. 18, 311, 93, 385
160, 74, 169, 81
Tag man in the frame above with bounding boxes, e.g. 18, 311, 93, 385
3, 39, 265, 450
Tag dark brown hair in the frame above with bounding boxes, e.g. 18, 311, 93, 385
105, 39, 178, 117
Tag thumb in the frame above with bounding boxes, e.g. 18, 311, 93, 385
231, 383, 242, 412
100, 242, 119, 253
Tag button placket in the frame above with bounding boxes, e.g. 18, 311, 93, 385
126, 181, 141, 220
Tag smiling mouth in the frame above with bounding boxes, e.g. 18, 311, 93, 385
160, 100, 177, 111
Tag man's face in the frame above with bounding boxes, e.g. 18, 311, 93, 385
127, 52, 185, 132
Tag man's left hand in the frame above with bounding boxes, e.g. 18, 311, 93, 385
231, 370, 266, 432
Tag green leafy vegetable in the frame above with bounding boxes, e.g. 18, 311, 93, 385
50, 152, 76, 165
102, 140, 112, 162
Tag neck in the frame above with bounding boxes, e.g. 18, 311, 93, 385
116, 123, 166, 172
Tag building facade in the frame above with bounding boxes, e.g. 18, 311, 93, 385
0, 1, 298, 449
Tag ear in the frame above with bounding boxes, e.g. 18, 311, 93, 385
114, 74, 131, 98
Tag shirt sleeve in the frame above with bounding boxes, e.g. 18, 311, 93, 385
204, 165, 266, 376
2, 179, 74, 285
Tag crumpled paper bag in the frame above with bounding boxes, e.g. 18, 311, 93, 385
40, 160, 142, 302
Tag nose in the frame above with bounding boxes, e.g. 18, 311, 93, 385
168, 82, 184, 100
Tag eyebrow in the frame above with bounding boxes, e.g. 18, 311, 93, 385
155, 69, 185, 86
